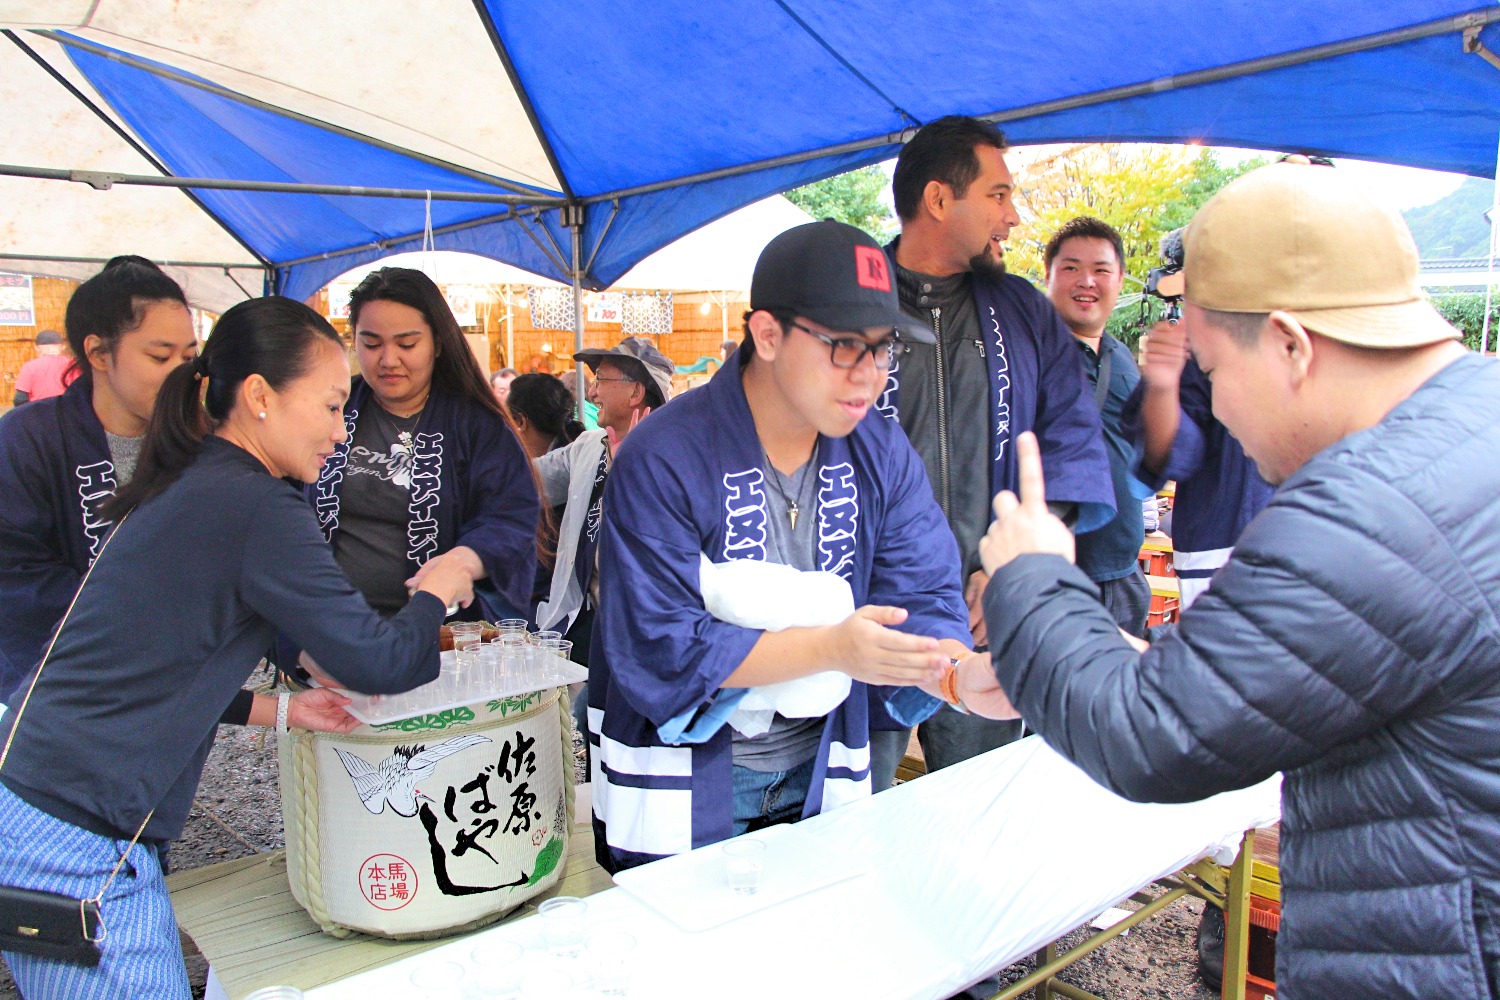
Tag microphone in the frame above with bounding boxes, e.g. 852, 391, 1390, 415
1159, 227, 1186, 268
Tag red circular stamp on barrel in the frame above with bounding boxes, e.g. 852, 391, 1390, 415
359, 853, 417, 910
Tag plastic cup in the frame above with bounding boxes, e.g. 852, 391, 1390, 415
477, 645, 504, 688
409, 958, 466, 999
498, 634, 527, 687
723, 838, 766, 895
540, 640, 573, 681
470, 937, 526, 995
454, 644, 479, 677
530, 629, 563, 646
244, 989, 304, 1000
518, 967, 575, 1000
588, 928, 637, 996
451, 622, 483, 659
497, 618, 529, 634
537, 896, 588, 958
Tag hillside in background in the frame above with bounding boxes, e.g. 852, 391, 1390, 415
1404, 177, 1495, 259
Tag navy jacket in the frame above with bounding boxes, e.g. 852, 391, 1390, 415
1074, 333, 1146, 582
1121, 356, 1273, 563
877, 267, 1114, 535
0, 380, 114, 698
984, 353, 1500, 997
0, 438, 445, 844
590, 357, 966, 871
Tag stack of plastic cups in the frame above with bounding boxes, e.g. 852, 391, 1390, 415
528, 631, 563, 689
496, 633, 527, 692
540, 640, 573, 683
475, 642, 503, 702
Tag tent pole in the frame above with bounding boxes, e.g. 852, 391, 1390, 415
0, 163, 557, 205
1484, 129, 1500, 357
565, 204, 588, 415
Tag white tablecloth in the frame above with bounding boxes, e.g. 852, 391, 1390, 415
309, 735, 1280, 1000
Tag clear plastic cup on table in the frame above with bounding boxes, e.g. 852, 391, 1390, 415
539, 640, 573, 683
497, 634, 527, 688
497, 618, 529, 636
409, 958, 466, 999
723, 838, 766, 895
244, 988, 304, 1000
470, 937, 526, 996
476, 645, 504, 695
537, 896, 588, 958
588, 928, 637, 996
454, 644, 480, 682
517, 967, 575, 1000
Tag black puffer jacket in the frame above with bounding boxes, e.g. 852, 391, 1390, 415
984, 353, 1500, 998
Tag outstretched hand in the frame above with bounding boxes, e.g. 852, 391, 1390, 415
288, 687, 361, 734
979, 431, 1074, 576
826, 605, 949, 687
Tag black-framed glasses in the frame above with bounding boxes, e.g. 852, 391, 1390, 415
788, 320, 907, 370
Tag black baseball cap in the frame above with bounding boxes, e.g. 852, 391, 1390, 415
751, 220, 936, 344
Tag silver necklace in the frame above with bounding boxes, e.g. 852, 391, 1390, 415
761, 440, 818, 530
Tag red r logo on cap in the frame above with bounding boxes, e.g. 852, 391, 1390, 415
854, 246, 890, 292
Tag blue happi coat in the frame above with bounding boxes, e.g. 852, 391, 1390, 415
0, 380, 115, 698
305, 378, 539, 623
589, 356, 969, 873
876, 267, 1115, 534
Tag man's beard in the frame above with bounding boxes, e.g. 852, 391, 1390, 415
968, 245, 1007, 281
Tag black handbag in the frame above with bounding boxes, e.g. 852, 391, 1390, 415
0, 514, 149, 967
0, 888, 103, 967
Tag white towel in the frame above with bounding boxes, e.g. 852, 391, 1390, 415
698, 554, 855, 737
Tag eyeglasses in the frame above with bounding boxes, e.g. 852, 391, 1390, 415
788, 321, 907, 370
590, 376, 639, 385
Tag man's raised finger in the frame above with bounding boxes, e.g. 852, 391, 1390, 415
1015, 431, 1048, 509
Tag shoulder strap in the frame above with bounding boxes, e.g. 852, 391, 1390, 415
0, 512, 153, 908
1093, 341, 1114, 410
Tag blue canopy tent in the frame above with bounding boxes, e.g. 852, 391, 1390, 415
4, 0, 1500, 345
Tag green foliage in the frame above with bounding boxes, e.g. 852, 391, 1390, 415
1155, 151, 1268, 234
1402, 178, 1496, 260
785, 165, 894, 240
1011, 144, 1263, 345
1430, 291, 1500, 352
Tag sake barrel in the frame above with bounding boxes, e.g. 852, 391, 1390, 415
279, 687, 573, 938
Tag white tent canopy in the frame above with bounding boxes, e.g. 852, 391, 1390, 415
330, 196, 815, 294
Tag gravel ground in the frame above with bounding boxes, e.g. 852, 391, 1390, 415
0, 701, 1221, 1000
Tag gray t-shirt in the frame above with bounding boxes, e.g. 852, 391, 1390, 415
731, 449, 827, 773
333, 406, 422, 617
105, 432, 143, 486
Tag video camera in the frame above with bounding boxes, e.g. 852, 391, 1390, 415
1144, 227, 1186, 323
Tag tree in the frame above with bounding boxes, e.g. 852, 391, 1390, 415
785, 165, 894, 240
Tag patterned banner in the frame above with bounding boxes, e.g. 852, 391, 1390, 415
622, 291, 673, 335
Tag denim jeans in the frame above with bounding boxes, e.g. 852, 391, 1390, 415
730, 757, 816, 836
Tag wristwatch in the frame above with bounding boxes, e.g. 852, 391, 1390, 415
276, 692, 291, 734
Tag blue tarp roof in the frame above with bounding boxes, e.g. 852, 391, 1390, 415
33, 1, 1500, 300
